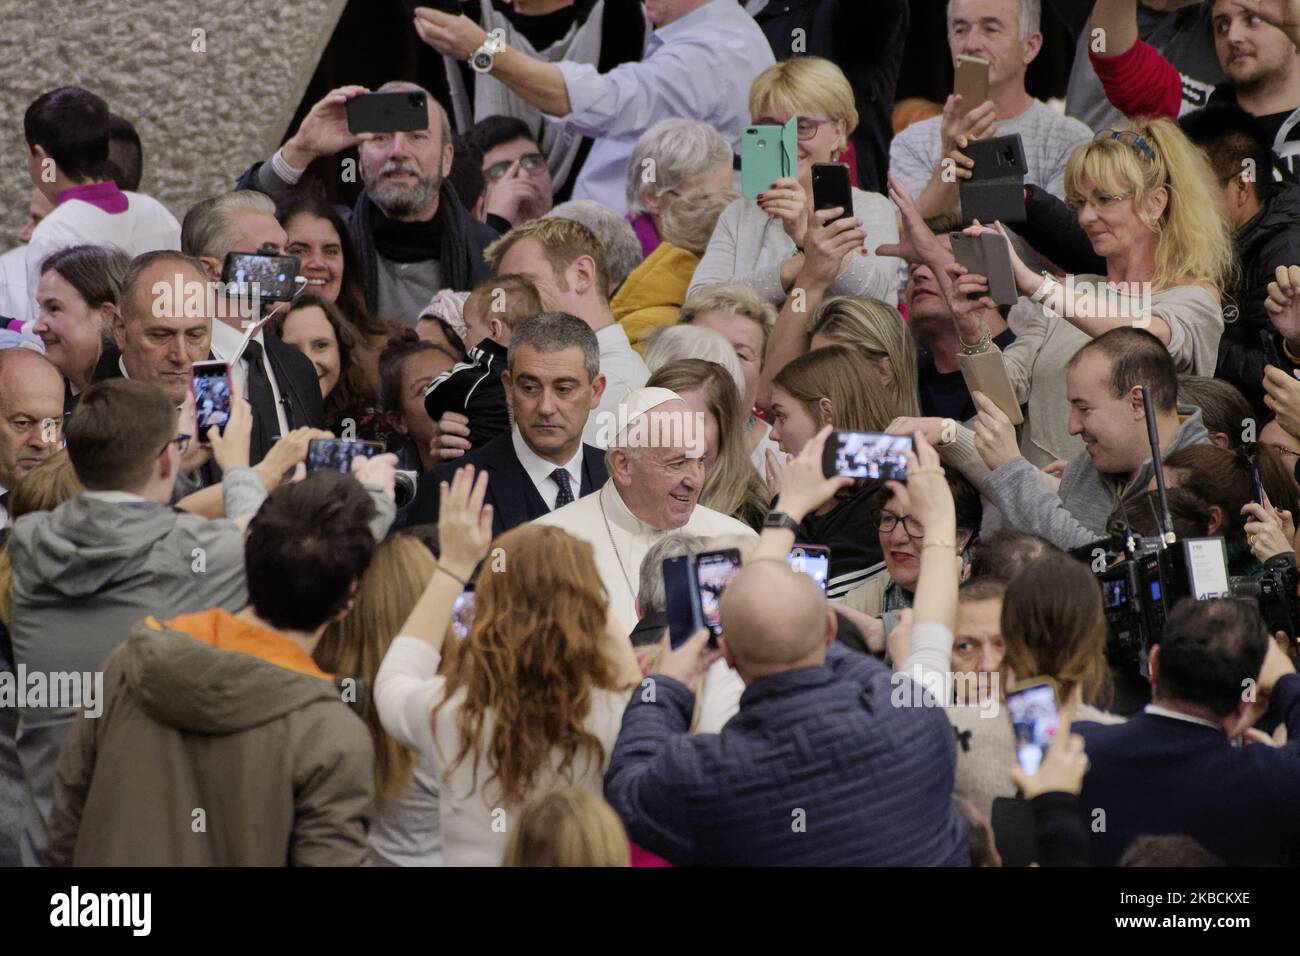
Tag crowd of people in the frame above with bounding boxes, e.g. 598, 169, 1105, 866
2, 0, 1300, 868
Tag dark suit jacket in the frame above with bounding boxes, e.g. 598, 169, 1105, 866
88, 337, 324, 466
403, 432, 607, 537
1076, 673, 1300, 866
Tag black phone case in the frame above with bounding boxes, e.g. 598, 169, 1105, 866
812, 163, 853, 223
959, 134, 1028, 225
346, 92, 429, 134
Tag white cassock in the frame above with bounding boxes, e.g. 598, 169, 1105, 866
533, 479, 757, 635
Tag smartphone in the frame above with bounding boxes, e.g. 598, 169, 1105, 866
953, 55, 990, 118
221, 252, 301, 302
451, 590, 476, 641
788, 544, 831, 591
191, 360, 232, 445
1006, 677, 1061, 776
958, 348, 1026, 425
959, 134, 1028, 225
695, 548, 743, 646
812, 162, 853, 223
663, 555, 704, 649
740, 117, 797, 200
822, 431, 913, 481
345, 90, 429, 135
949, 231, 1019, 306
306, 438, 386, 474
1252, 464, 1266, 507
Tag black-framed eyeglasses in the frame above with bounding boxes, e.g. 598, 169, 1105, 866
484, 152, 546, 182
872, 511, 925, 538
162, 433, 192, 456
1095, 128, 1157, 163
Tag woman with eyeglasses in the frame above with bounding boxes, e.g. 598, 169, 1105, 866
688, 57, 902, 309
891, 117, 1233, 471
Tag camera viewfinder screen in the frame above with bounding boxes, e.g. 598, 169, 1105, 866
696, 551, 742, 639
788, 549, 829, 591
226, 253, 299, 301
832, 432, 912, 481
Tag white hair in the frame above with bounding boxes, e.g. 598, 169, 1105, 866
643, 324, 747, 400
947, 0, 1040, 39
546, 200, 644, 292
625, 118, 734, 218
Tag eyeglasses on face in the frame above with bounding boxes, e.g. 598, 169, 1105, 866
162, 433, 192, 456
484, 152, 546, 181
755, 116, 835, 142
873, 511, 924, 538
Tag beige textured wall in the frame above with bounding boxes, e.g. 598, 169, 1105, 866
0, 0, 348, 247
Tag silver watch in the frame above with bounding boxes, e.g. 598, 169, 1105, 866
471, 32, 506, 74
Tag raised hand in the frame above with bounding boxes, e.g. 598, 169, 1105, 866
800, 207, 866, 285
884, 432, 955, 544
757, 176, 810, 245
351, 451, 399, 499
412, 6, 490, 60
773, 425, 852, 523
208, 396, 253, 472
971, 390, 1022, 471
1266, 264, 1300, 343
940, 94, 997, 161
876, 172, 951, 269
437, 464, 495, 578
282, 85, 372, 168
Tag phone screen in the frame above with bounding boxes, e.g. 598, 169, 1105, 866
824, 431, 912, 480
663, 555, 701, 649
695, 549, 743, 644
1006, 683, 1060, 775
451, 591, 476, 641
306, 439, 385, 474
788, 546, 830, 591
192, 362, 232, 441
222, 252, 301, 302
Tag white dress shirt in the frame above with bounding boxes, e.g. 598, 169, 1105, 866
511, 426, 584, 511
209, 319, 291, 438
583, 321, 648, 448
0, 246, 30, 320
552, 0, 775, 213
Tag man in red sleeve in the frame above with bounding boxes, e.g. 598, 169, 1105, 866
1091, 0, 1300, 179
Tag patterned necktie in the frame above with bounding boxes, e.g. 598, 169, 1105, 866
551, 468, 574, 509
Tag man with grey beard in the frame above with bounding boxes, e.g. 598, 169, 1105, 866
236, 81, 498, 324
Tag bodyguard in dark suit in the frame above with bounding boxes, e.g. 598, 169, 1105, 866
404, 310, 609, 534
1075, 598, 1300, 866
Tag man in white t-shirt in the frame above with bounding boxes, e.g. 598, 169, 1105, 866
483, 216, 647, 449
889, 0, 1092, 222
23, 87, 179, 320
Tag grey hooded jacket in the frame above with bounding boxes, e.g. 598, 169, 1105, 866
981, 405, 1211, 551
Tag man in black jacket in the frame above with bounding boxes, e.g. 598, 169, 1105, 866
179, 192, 325, 466
1076, 598, 1300, 866
1181, 104, 1300, 416
404, 311, 606, 535
234, 81, 497, 322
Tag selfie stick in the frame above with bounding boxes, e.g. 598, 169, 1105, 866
1141, 385, 1176, 547
229, 275, 310, 368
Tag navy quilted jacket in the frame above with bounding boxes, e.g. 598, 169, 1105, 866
604, 645, 970, 866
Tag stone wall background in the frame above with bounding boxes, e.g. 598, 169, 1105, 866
0, 0, 349, 248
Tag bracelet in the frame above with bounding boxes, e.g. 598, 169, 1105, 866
937, 419, 957, 448
922, 540, 957, 551
957, 326, 992, 355
434, 564, 469, 588
1029, 272, 1058, 305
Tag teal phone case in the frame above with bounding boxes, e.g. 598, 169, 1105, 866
740, 117, 797, 200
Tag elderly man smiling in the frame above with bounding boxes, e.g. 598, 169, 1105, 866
535, 386, 755, 632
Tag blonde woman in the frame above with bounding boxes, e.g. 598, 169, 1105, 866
503, 789, 630, 867
374, 467, 640, 866
809, 296, 922, 418
313, 535, 442, 866
689, 56, 902, 307
646, 359, 770, 531
679, 283, 780, 466
890, 118, 1232, 470
613, 189, 740, 352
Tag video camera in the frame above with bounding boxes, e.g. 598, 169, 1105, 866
1074, 387, 1300, 690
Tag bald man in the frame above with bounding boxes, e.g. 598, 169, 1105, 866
603, 559, 970, 866
0, 348, 65, 528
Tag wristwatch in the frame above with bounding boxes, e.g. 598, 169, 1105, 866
470, 32, 506, 74
763, 510, 802, 534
